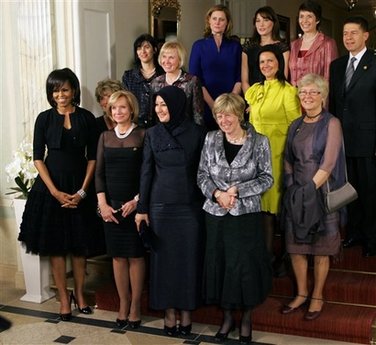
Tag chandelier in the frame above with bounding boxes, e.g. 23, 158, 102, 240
344, 0, 358, 10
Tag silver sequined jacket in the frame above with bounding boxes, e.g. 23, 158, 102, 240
197, 125, 273, 216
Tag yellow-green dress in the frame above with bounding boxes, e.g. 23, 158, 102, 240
245, 79, 300, 214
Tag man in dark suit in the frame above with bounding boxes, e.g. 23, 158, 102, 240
329, 16, 376, 257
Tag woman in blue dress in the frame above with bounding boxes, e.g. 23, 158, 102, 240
189, 4, 242, 130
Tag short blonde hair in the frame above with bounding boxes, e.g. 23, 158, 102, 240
212, 93, 245, 123
95, 79, 123, 103
107, 90, 139, 124
158, 41, 187, 69
204, 5, 233, 38
297, 73, 329, 102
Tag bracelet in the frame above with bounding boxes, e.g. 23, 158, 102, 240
214, 190, 222, 199
134, 194, 139, 202
77, 189, 87, 199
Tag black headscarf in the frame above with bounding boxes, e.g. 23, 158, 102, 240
153, 85, 187, 131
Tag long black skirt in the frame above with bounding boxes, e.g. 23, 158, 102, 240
204, 212, 272, 310
149, 202, 205, 311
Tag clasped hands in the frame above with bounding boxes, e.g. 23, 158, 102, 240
54, 191, 81, 208
99, 199, 137, 224
215, 186, 238, 209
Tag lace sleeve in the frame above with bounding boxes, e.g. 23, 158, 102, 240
319, 117, 342, 174
95, 133, 106, 193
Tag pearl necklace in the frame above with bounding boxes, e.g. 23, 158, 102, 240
226, 129, 246, 145
302, 31, 318, 43
166, 69, 182, 85
141, 67, 156, 79
114, 123, 136, 139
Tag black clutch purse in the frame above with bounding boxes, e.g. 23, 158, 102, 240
139, 220, 157, 250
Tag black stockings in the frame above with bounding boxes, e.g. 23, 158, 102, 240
219, 309, 252, 337
263, 212, 276, 260
218, 309, 234, 334
240, 309, 252, 337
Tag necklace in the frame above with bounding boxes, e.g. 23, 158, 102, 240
141, 67, 156, 79
302, 31, 318, 43
166, 69, 182, 85
114, 123, 136, 139
226, 129, 246, 145
305, 111, 322, 121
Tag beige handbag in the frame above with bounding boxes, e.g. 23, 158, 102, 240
325, 181, 358, 214
325, 147, 358, 214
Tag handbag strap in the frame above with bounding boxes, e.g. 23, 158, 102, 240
326, 140, 348, 193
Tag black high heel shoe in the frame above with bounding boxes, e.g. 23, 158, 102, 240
116, 318, 128, 328
127, 319, 141, 329
239, 334, 252, 344
70, 291, 93, 315
179, 323, 192, 336
214, 321, 236, 342
164, 324, 178, 336
59, 313, 72, 322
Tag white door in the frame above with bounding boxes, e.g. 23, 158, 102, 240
74, 0, 115, 115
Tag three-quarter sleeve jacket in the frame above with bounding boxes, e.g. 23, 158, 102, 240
33, 107, 98, 161
197, 125, 273, 216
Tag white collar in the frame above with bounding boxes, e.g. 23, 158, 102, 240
348, 46, 367, 66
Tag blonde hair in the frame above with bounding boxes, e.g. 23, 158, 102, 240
95, 79, 123, 103
107, 90, 139, 123
212, 93, 245, 123
158, 41, 187, 69
297, 73, 329, 102
204, 5, 233, 38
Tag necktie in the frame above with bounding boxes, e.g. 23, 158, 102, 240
345, 57, 356, 88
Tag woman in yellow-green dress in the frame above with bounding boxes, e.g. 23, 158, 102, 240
245, 45, 300, 266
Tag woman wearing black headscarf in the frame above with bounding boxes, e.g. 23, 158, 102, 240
135, 86, 206, 336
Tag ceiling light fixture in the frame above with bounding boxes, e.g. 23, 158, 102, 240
344, 0, 358, 11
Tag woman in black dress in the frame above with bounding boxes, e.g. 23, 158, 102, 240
135, 86, 206, 336
18, 68, 101, 320
241, 6, 289, 92
95, 91, 145, 329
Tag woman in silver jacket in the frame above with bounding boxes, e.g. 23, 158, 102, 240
197, 93, 273, 344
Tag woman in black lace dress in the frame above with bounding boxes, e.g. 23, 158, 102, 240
95, 91, 145, 329
18, 68, 102, 320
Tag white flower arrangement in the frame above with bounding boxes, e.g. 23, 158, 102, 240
5, 140, 38, 199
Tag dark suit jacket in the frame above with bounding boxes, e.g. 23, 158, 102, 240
137, 119, 206, 213
329, 49, 376, 157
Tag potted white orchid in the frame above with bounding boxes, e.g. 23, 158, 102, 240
5, 140, 53, 303
5, 140, 38, 199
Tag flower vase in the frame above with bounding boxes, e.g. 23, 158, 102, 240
13, 198, 55, 303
